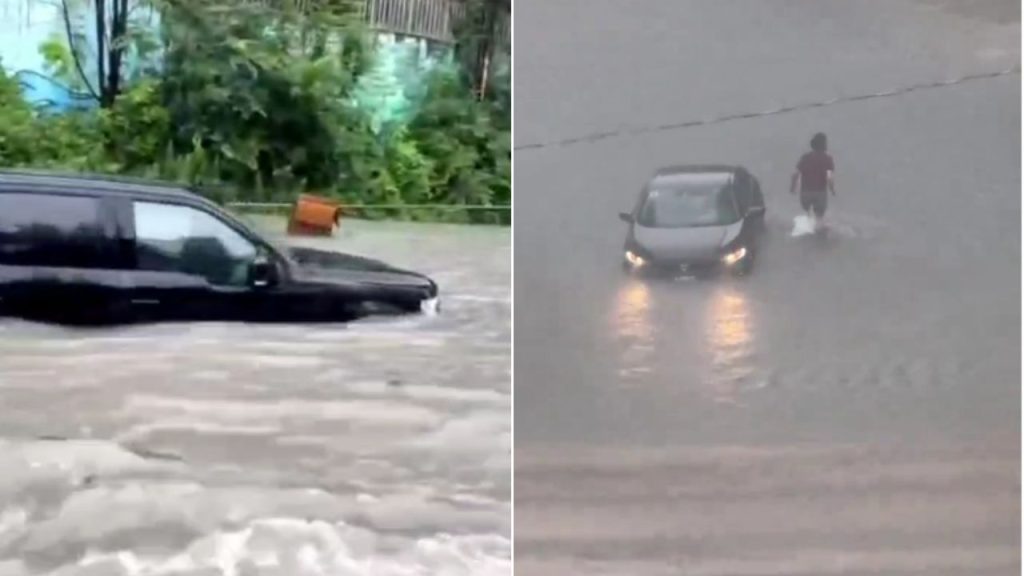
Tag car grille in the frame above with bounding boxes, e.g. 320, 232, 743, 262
649, 255, 718, 270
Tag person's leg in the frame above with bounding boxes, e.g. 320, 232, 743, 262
797, 192, 817, 234
812, 192, 828, 231
800, 193, 813, 217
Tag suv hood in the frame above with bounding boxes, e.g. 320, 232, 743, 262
286, 247, 437, 295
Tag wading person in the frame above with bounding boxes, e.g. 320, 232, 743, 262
790, 132, 836, 231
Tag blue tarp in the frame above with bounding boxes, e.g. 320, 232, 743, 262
13, 69, 96, 112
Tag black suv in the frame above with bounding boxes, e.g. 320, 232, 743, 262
0, 171, 439, 325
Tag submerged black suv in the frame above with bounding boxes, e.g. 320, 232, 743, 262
0, 171, 439, 325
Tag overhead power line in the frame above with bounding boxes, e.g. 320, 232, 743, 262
514, 64, 1021, 153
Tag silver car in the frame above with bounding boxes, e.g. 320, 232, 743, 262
619, 165, 766, 277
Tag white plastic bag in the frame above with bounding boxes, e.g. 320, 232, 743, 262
791, 214, 818, 237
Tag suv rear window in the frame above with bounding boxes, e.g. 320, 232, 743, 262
0, 193, 109, 268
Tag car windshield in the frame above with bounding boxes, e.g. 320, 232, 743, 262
637, 179, 738, 228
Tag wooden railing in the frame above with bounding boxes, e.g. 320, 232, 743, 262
364, 0, 509, 49
363, 0, 463, 43
247, 0, 507, 46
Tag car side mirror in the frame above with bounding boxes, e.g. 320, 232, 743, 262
619, 212, 634, 223
250, 253, 277, 288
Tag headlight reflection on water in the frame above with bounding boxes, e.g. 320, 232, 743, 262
704, 286, 756, 404
611, 280, 654, 378
610, 281, 758, 401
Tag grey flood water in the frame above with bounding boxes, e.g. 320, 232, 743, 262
515, 1, 1020, 575
0, 218, 510, 575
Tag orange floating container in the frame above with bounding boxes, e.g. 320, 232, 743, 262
288, 194, 342, 236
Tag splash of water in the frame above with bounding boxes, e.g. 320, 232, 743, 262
791, 214, 819, 237
0, 514, 510, 576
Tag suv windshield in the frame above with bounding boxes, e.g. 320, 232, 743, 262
637, 178, 739, 228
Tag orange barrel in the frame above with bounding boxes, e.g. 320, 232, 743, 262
288, 194, 342, 236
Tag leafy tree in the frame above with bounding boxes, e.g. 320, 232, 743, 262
48, 0, 160, 107
0, 64, 41, 166
453, 0, 509, 100
407, 69, 509, 216
156, 0, 375, 194
3, 0, 510, 224
0, 63, 106, 169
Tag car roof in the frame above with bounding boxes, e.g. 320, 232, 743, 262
0, 169, 206, 203
649, 166, 736, 189
652, 164, 744, 177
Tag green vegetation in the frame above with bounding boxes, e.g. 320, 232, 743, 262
0, 0, 510, 224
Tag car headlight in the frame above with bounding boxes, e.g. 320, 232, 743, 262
721, 246, 747, 265
625, 250, 645, 267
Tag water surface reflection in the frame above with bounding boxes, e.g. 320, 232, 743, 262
704, 285, 756, 404
611, 279, 654, 380
609, 277, 760, 403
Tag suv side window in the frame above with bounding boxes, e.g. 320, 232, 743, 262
133, 201, 257, 287
0, 192, 110, 268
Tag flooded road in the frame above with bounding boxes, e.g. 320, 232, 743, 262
0, 219, 510, 575
515, 1, 1020, 574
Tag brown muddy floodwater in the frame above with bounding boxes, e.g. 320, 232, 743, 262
0, 218, 510, 576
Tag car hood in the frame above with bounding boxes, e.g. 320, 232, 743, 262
633, 221, 741, 261
285, 246, 437, 295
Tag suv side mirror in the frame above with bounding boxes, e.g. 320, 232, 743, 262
250, 252, 277, 288
618, 212, 634, 223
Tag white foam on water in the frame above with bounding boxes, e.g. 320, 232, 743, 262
0, 221, 510, 576
53, 518, 510, 576
339, 382, 508, 406
408, 412, 510, 463
420, 298, 441, 317
0, 507, 29, 550
442, 295, 510, 305
0, 440, 181, 494
788, 212, 888, 241
117, 396, 444, 428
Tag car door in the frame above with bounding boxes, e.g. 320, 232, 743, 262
119, 198, 265, 321
0, 190, 127, 323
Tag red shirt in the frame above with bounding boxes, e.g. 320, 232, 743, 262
797, 151, 834, 192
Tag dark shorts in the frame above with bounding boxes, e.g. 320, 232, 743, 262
800, 189, 828, 217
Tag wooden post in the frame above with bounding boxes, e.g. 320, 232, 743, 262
442, 0, 451, 42
478, 49, 490, 101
